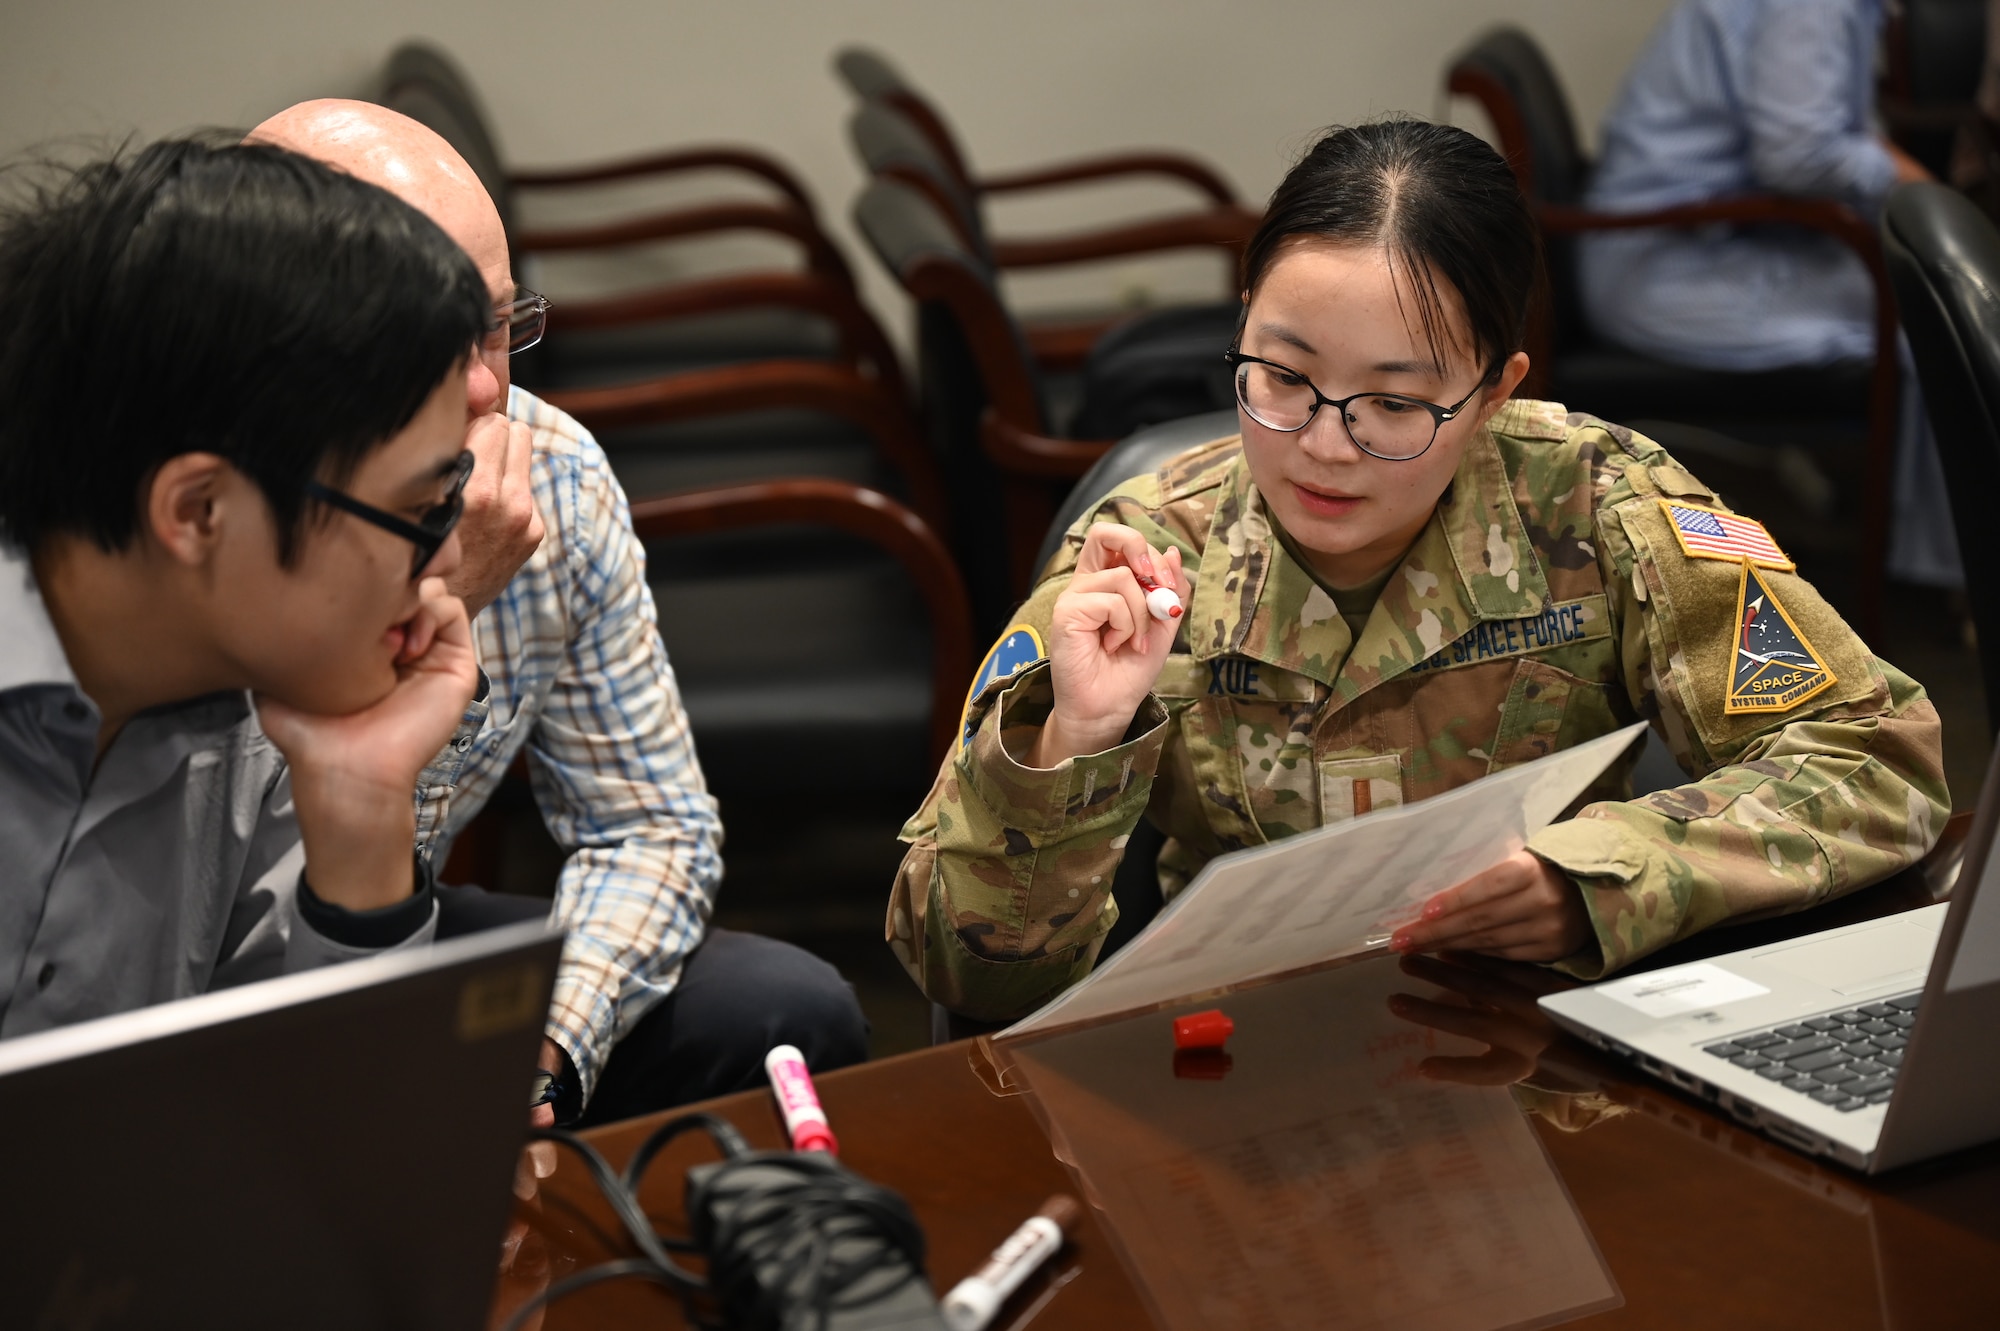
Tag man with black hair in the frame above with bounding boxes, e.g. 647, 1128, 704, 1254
0, 138, 490, 1030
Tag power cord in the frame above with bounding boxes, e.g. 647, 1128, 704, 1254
499, 1112, 941, 1331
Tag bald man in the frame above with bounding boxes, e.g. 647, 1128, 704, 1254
253, 101, 867, 1126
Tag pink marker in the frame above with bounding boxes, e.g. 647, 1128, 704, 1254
1133, 569, 1183, 623
764, 1044, 837, 1154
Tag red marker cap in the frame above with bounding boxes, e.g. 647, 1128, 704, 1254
1173, 1009, 1234, 1050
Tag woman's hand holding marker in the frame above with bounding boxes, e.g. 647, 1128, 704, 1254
1030, 523, 1192, 769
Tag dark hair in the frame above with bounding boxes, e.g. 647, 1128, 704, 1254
0, 136, 491, 559
1242, 119, 1542, 383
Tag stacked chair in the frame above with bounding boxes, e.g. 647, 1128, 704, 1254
375, 44, 972, 893
833, 46, 1257, 371
1445, 27, 1901, 630
850, 174, 1250, 630
836, 51, 1263, 629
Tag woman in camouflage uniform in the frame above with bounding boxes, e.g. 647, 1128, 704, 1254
890, 120, 1949, 1023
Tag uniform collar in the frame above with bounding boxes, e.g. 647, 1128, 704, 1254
1185, 426, 1550, 697
0, 542, 80, 697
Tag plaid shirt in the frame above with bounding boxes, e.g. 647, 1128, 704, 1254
416, 387, 722, 1101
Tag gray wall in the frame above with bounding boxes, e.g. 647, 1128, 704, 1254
0, 0, 1673, 327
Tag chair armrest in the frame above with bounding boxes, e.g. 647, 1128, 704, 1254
979, 151, 1241, 206
628, 480, 974, 763
510, 146, 817, 218
1023, 314, 1124, 371
515, 200, 855, 290
542, 359, 947, 535
989, 204, 1259, 269
980, 408, 1113, 477
1537, 196, 1879, 255
547, 270, 909, 405
1538, 192, 1898, 638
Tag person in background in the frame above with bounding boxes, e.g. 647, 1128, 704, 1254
0, 138, 485, 1033
1576, 0, 1956, 590
253, 101, 869, 1127
890, 120, 1948, 1025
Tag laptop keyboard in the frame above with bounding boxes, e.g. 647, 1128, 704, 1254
1698, 992, 1921, 1113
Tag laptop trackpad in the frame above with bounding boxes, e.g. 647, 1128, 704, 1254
1756, 920, 1937, 995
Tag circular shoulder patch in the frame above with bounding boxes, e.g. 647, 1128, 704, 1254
960, 624, 1047, 748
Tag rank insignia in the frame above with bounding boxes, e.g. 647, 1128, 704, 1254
1659, 500, 1795, 571
961, 624, 1046, 748
1726, 564, 1835, 714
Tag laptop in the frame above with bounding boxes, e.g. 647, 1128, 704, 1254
1540, 747, 2000, 1174
0, 920, 561, 1330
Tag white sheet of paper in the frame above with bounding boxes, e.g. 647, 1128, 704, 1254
1596, 960, 1772, 1018
1001, 722, 1648, 1040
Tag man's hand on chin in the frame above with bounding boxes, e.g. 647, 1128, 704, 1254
256, 579, 480, 911
448, 414, 543, 619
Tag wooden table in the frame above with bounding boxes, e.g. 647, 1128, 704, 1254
492, 870, 2000, 1330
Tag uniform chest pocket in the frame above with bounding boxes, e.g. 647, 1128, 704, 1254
1486, 657, 1619, 774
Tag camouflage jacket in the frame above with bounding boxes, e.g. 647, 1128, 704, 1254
890, 402, 1950, 1021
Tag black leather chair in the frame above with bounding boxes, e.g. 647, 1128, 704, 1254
1883, 182, 2000, 735
1447, 26, 1899, 630
851, 177, 1238, 631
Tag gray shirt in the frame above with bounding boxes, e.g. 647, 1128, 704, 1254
0, 547, 437, 1038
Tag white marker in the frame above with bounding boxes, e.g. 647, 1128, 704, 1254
941, 1194, 1080, 1331
1133, 570, 1183, 624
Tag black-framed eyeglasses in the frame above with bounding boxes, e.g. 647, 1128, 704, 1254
304, 450, 475, 578
1223, 349, 1488, 462
491, 286, 551, 355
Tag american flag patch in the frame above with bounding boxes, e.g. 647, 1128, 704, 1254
1658, 500, 1794, 570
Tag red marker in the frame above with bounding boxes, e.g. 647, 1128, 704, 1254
764, 1044, 837, 1154
1133, 569, 1183, 623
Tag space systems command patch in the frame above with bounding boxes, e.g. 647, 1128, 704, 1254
1726, 564, 1835, 714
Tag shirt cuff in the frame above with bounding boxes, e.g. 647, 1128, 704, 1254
295, 852, 438, 950
959, 662, 1170, 841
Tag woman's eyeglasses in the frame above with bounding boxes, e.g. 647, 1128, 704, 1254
304, 450, 476, 578
1224, 349, 1487, 462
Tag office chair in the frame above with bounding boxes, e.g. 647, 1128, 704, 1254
1446, 26, 1900, 633
833, 46, 1255, 369
445, 478, 973, 886
852, 176, 1238, 629
379, 42, 906, 401
1883, 182, 2000, 736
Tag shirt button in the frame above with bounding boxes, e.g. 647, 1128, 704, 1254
456, 736, 473, 752
36, 962, 56, 989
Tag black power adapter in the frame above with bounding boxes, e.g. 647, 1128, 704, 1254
505, 1115, 947, 1331
688, 1153, 948, 1331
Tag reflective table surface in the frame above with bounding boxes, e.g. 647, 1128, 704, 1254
493, 870, 2000, 1330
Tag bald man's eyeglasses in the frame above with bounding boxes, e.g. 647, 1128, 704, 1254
493, 286, 551, 355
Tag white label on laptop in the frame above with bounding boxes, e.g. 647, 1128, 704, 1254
1597, 962, 1770, 1018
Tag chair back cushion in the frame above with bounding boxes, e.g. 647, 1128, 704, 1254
379, 43, 514, 233
1033, 409, 1239, 575
848, 103, 990, 257
1884, 181, 2000, 732
1448, 26, 1587, 206
832, 46, 913, 101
